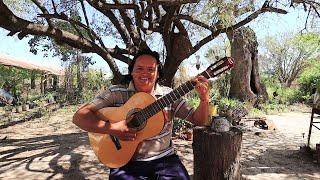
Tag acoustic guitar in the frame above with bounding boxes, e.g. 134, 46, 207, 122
88, 57, 234, 168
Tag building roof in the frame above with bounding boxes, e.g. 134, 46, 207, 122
0, 53, 64, 76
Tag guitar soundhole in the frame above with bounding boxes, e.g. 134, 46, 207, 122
126, 108, 146, 131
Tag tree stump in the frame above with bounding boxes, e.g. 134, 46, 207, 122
193, 126, 243, 180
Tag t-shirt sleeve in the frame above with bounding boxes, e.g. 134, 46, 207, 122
89, 89, 114, 112
171, 98, 195, 121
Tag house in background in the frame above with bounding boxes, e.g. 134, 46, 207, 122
0, 53, 64, 104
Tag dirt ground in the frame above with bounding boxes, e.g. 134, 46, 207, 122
0, 105, 319, 180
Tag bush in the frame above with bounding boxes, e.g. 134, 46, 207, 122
277, 86, 296, 104
260, 103, 287, 114
247, 107, 264, 117
216, 98, 248, 125
262, 75, 308, 104
298, 59, 320, 102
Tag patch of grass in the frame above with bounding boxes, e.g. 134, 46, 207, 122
58, 105, 78, 113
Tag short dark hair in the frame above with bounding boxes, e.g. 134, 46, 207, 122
124, 49, 163, 83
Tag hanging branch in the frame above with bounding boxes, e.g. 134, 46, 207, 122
113, 0, 146, 49
31, 0, 54, 27
86, 0, 134, 48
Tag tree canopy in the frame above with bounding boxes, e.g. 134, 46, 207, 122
0, 0, 319, 86
260, 32, 320, 87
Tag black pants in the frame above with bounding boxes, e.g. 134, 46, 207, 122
109, 154, 190, 180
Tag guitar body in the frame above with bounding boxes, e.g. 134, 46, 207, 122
88, 92, 165, 168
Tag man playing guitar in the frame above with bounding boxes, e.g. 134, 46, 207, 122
73, 49, 210, 179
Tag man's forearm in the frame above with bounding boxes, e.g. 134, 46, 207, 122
73, 107, 110, 134
192, 100, 210, 126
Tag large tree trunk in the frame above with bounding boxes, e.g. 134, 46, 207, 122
193, 127, 242, 180
227, 27, 268, 104
162, 33, 193, 87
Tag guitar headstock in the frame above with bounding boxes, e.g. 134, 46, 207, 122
201, 57, 234, 79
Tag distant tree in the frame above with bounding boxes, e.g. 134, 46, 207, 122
260, 32, 320, 87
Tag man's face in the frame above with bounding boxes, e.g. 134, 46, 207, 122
131, 55, 159, 93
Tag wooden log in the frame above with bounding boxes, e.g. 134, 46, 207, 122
193, 126, 242, 180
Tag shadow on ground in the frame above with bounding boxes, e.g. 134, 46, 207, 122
241, 132, 320, 179
0, 132, 109, 179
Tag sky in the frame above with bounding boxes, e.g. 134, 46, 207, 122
0, 6, 314, 77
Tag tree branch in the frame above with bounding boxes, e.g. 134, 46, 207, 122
175, 14, 213, 31
86, 0, 134, 48
174, 19, 189, 36
31, 0, 53, 27
134, 5, 161, 35
163, 6, 179, 57
292, 0, 320, 17
38, 13, 99, 42
192, 4, 288, 55
80, 1, 92, 36
51, 0, 57, 14
139, 2, 163, 33
85, 2, 138, 10
113, 0, 146, 49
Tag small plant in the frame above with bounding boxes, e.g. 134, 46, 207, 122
173, 118, 193, 137
247, 108, 264, 117
44, 92, 57, 103
216, 98, 248, 125
259, 103, 287, 115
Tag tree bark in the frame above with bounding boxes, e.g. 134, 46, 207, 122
193, 127, 242, 180
30, 71, 36, 89
227, 27, 268, 104
162, 32, 193, 87
40, 73, 44, 94
53, 75, 58, 91
76, 56, 83, 93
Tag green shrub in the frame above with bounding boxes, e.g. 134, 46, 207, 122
216, 98, 248, 124
172, 118, 193, 136
298, 59, 320, 102
278, 86, 296, 103
261, 103, 287, 114
247, 108, 264, 117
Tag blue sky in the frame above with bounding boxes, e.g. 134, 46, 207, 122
0, 8, 311, 74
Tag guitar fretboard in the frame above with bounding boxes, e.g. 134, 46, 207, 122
138, 80, 196, 120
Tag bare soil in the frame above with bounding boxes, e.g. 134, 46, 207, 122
0, 105, 319, 180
